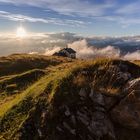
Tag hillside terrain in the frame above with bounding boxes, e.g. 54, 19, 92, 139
0, 54, 140, 140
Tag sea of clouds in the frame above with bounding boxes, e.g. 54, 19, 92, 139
45, 39, 140, 60
0, 32, 140, 60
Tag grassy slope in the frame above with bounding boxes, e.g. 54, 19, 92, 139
0, 54, 74, 77
133, 60, 140, 66
0, 54, 77, 139
0, 54, 140, 139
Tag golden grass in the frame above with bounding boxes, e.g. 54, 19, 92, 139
133, 60, 140, 66
1, 56, 138, 139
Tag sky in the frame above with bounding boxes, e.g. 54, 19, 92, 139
0, 0, 140, 36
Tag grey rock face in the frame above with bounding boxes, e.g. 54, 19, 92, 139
89, 89, 105, 106
111, 78, 140, 129
40, 63, 140, 140
55, 87, 116, 140
54, 64, 140, 140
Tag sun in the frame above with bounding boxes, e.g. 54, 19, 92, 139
16, 26, 27, 38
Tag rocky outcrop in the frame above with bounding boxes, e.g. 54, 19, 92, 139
110, 78, 140, 140
111, 78, 140, 129
51, 63, 140, 140
52, 88, 116, 140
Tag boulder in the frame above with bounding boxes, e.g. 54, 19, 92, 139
111, 78, 140, 129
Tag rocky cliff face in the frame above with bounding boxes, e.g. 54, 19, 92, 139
0, 55, 140, 140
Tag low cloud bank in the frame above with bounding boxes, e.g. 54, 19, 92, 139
0, 32, 139, 60
123, 50, 140, 60
68, 39, 120, 59
44, 46, 61, 56
44, 39, 140, 60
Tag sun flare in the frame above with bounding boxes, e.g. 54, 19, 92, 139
16, 26, 27, 38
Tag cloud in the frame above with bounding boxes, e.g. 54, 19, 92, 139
0, 0, 114, 17
0, 32, 140, 60
29, 51, 38, 55
123, 50, 140, 60
42, 39, 121, 59
0, 32, 79, 56
68, 39, 120, 58
43, 39, 140, 60
93, 15, 140, 28
116, 1, 140, 15
110, 1, 140, 26
0, 10, 87, 27
44, 46, 61, 56
1, 0, 140, 27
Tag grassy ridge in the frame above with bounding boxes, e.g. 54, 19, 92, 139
0, 58, 111, 139
0, 54, 74, 76
0, 60, 77, 139
0, 54, 140, 139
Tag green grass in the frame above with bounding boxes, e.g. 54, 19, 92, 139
0, 54, 75, 76
0, 61, 78, 139
0, 69, 46, 93
0, 55, 140, 139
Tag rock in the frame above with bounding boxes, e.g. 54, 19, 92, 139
77, 88, 116, 140
71, 115, 76, 125
37, 129, 43, 137
111, 78, 140, 129
105, 65, 131, 87
62, 122, 76, 135
112, 72, 131, 86
116, 72, 131, 82
87, 116, 115, 140
77, 111, 89, 126
89, 89, 105, 106
92, 111, 105, 120
64, 106, 71, 116
125, 77, 140, 92
79, 88, 87, 97
94, 106, 106, 112
104, 96, 119, 111
56, 126, 63, 132
70, 129, 76, 135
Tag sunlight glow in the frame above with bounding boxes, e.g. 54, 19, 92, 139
16, 26, 27, 38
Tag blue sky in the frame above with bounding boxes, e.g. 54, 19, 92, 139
0, 0, 140, 36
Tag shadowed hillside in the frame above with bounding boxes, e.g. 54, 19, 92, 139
0, 54, 74, 76
0, 54, 140, 140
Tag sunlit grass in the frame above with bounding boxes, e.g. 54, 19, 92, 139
1, 55, 139, 139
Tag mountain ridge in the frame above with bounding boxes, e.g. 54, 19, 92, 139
0, 54, 140, 140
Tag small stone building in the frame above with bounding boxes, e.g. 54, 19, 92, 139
53, 48, 76, 59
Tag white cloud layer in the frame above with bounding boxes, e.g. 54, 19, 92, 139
68, 39, 120, 59
44, 39, 140, 60
0, 0, 113, 17
0, 11, 86, 27
116, 1, 140, 15
44, 46, 61, 56
0, 0, 140, 27
123, 50, 140, 60
0, 32, 140, 60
